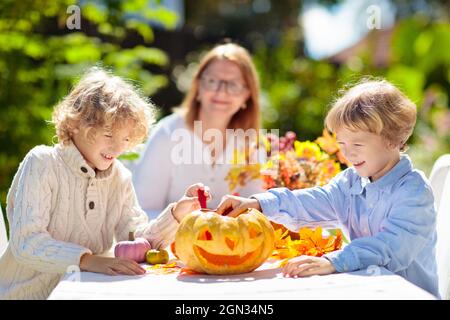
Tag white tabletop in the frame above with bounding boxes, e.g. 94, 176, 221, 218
48, 259, 435, 300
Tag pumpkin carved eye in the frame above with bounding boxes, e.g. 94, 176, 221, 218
198, 229, 213, 241
248, 225, 262, 239
225, 237, 236, 250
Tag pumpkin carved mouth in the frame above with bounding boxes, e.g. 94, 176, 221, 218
194, 245, 259, 266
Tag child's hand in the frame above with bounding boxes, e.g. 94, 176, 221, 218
79, 254, 146, 276
172, 183, 211, 222
216, 194, 261, 217
282, 256, 336, 278
184, 183, 212, 200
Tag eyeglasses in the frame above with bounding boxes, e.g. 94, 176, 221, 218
200, 75, 248, 95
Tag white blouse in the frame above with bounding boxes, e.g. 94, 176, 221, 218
131, 113, 266, 219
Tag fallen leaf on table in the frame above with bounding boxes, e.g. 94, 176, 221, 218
146, 262, 181, 274
179, 268, 201, 276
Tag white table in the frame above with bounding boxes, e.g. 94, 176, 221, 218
48, 259, 435, 300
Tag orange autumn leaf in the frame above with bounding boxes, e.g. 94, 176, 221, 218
179, 267, 201, 275
146, 262, 180, 274
162, 262, 178, 268
273, 227, 290, 247
271, 226, 343, 260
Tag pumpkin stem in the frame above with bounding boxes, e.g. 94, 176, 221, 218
128, 231, 135, 241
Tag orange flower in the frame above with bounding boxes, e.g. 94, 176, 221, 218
315, 129, 352, 167
315, 129, 339, 155
337, 150, 352, 167
225, 163, 261, 192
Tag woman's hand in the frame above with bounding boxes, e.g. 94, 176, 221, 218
282, 256, 336, 278
172, 183, 212, 222
216, 194, 261, 217
79, 254, 146, 276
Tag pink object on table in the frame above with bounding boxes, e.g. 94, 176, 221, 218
114, 238, 151, 263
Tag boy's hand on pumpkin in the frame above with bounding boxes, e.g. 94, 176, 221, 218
79, 254, 146, 276
216, 195, 261, 217
281, 256, 336, 278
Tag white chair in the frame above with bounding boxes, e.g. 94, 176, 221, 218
0, 204, 8, 256
430, 155, 450, 210
429, 154, 450, 299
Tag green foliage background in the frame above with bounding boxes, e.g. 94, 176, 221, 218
0, 0, 178, 231
252, 19, 450, 176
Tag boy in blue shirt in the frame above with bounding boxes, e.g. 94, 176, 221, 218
216, 79, 439, 297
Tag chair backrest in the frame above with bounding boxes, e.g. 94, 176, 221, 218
0, 204, 8, 256
430, 155, 450, 210
429, 154, 450, 299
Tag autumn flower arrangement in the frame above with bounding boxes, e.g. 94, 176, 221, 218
226, 129, 350, 194
225, 129, 350, 261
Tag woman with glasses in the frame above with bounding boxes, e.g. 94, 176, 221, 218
132, 42, 265, 219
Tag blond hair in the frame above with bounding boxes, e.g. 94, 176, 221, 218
325, 79, 417, 151
179, 42, 260, 131
52, 67, 155, 148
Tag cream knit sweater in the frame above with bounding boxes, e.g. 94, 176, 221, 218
0, 142, 179, 300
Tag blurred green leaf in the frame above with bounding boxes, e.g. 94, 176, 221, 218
119, 152, 141, 161
122, 0, 148, 12
387, 65, 425, 105
82, 2, 108, 24
126, 19, 154, 42
142, 7, 178, 29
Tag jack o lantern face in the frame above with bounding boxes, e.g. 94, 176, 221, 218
175, 208, 275, 275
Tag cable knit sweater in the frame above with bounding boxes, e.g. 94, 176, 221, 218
0, 142, 179, 300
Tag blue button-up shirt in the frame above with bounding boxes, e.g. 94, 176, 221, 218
253, 154, 439, 297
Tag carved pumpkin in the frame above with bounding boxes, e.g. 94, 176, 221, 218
174, 208, 275, 275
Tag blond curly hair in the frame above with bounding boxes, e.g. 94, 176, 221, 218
325, 79, 417, 152
51, 67, 155, 148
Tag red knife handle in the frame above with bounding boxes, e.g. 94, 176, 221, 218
197, 189, 207, 209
